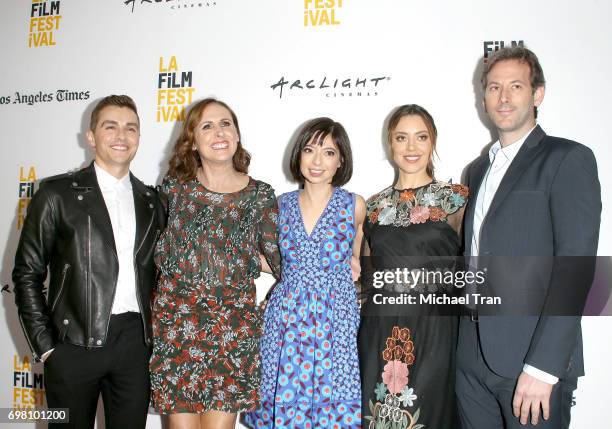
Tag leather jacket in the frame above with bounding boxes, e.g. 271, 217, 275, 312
13, 163, 166, 361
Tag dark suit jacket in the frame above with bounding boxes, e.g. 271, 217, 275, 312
463, 125, 601, 379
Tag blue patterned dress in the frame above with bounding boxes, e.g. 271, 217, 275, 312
244, 188, 362, 428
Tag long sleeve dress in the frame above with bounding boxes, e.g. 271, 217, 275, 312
150, 175, 281, 413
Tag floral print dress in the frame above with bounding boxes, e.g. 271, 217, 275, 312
150, 175, 281, 413
244, 187, 362, 428
358, 181, 468, 429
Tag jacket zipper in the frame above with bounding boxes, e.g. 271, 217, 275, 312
102, 252, 120, 347
50, 263, 71, 312
133, 216, 156, 343
18, 315, 38, 360
87, 216, 92, 347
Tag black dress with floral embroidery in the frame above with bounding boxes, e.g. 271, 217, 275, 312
358, 181, 468, 429
150, 176, 281, 414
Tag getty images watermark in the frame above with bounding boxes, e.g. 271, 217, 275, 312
369, 267, 493, 306
360, 256, 612, 317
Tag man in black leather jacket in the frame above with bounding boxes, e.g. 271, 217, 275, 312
13, 95, 166, 429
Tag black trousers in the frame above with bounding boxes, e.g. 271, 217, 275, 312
44, 312, 150, 429
456, 317, 575, 429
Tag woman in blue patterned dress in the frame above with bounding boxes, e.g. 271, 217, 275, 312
244, 118, 365, 428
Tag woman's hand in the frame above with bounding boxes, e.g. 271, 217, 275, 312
350, 255, 361, 281
259, 254, 272, 274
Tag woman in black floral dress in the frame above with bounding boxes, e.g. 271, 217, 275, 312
150, 98, 281, 429
359, 105, 468, 429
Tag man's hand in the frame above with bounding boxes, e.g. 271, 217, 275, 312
513, 371, 554, 425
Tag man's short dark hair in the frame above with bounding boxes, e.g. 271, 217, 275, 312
482, 47, 546, 118
89, 95, 139, 131
289, 117, 353, 187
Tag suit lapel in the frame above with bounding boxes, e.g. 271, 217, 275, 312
483, 126, 546, 223
72, 163, 117, 254
131, 174, 155, 256
464, 156, 489, 254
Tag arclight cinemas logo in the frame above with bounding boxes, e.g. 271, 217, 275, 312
270, 75, 390, 99
124, 0, 218, 13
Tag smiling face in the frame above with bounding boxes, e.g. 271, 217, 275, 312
484, 59, 545, 145
299, 133, 342, 186
390, 114, 433, 180
86, 105, 140, 178
193, 102, 240, 167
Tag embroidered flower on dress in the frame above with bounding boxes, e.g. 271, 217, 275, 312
399, 190, 415, 202
393, 345, 404, 360
399, 386, 418, 407
365, 326, 421, 428
429, 206, 447, 221
382, 360, 409, 394
421, 192, 438, 207
382, 347, 394, 361
375, 382, 387, 401
378, 206, 397, 225
392, 326, 401, 339
378, 198, 392, 210
450, 193, 466, 206
452, 183, 469, 197
409, 206, 430, 224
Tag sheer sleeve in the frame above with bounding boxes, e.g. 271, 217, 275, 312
358, 235, 373, 305
256, 182, 282, 280
447, 205, 466, 236
358, 200, 376, 304
446, 184, 469, 237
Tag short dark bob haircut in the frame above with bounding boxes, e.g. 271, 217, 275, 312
289, 117, 353, 187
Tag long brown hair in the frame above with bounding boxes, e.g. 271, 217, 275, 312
167, 98, 251, 183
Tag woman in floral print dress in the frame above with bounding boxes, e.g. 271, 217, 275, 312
150, 98, 281, 429
359, 105, 468, 429
244, 118, 365, 428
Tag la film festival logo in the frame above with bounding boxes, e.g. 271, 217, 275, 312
13, 355, 45, 409
157, 56, 195, 122
483, 40, 524, 63
125, 0, 218, 13
18, 166, 37, 230
304, 0, 343, 26
28, 0, 62, 48
270, 75, 390, 99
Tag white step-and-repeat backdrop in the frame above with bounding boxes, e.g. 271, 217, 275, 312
1, 1, 610, 427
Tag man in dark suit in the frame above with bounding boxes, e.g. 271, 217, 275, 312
456, 47, 601, 428
13, 95, 165, 428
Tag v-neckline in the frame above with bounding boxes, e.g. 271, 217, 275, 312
297, 188, 337, 239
